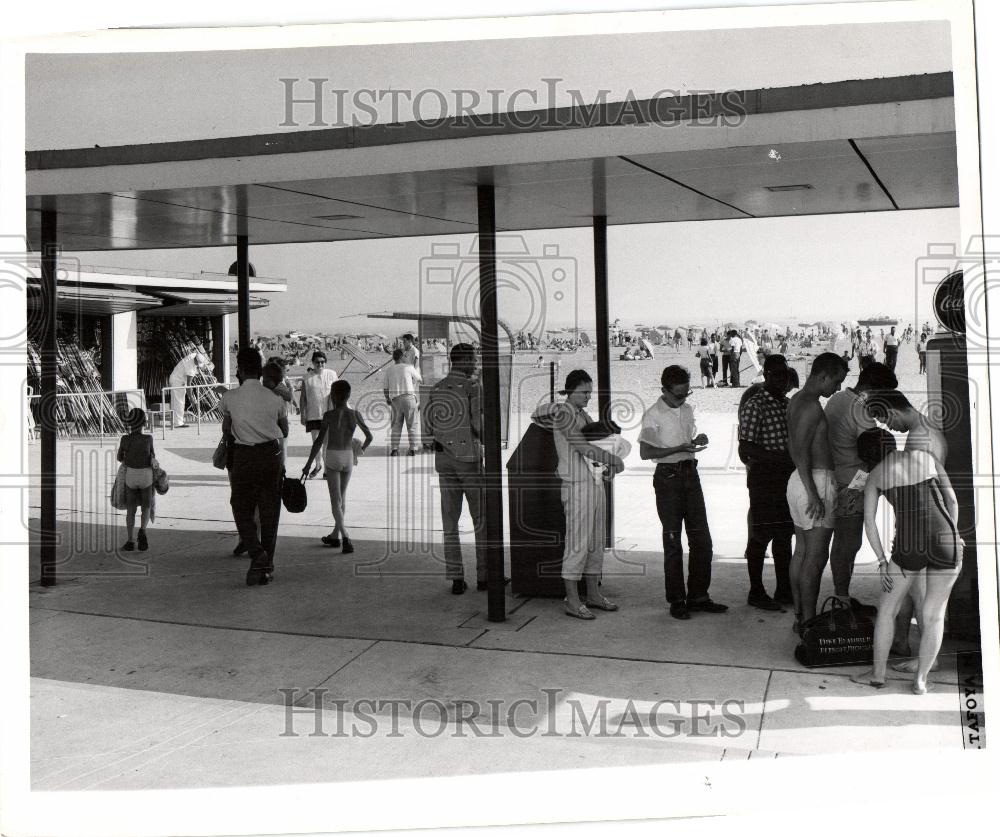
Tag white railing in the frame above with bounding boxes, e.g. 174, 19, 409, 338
158, 382, 237, 439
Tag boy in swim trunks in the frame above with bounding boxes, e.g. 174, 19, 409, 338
786, 352, 849, 630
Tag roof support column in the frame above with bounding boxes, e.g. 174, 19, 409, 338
477, 183, 506, 623
236, 234, 250, 350
593, 214, 614, 548
39, 207, 59, 587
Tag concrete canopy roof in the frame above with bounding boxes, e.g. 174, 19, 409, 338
25, 73, 957, 252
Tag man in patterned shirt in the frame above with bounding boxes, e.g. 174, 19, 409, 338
738, 358, 795, 610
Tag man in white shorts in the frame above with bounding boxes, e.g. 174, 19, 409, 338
786, 352, 849, 632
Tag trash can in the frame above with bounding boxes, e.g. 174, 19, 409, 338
506, 422, 569, 596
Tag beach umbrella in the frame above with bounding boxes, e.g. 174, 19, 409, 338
639, 337, 656, 358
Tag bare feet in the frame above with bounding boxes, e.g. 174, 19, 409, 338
850, 670, 886, 688
912, 680, 929, 695
891, 658, 940, 674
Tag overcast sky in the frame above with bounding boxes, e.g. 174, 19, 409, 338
68, 205, 957, 335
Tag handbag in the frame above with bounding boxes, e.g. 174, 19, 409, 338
110, 464, 128, 510
212, 435, 230, 470
795, 596, 874, 668
281, 474, 308, 513
152, 462, 170, 495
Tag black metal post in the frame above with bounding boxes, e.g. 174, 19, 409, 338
237, 234, 250, 350
477, 183, 506, 623
593, 214, 614, 548
40, 208, 58, 587
549, 361, 556, 403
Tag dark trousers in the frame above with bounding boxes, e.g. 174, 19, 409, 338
654, 462, 713, 603
230, 441, 283, 572
728, 353, 741, 386
745, 464, 794, 597
884, 345, 898, 372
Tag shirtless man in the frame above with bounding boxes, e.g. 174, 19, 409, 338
786, 352, 849, 630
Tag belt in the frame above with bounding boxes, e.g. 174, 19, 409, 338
656, 459, 697, 470
235, 439, 281, 449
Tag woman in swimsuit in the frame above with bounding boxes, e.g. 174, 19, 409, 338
302, 380, 373, 554
851, 392, 963, 695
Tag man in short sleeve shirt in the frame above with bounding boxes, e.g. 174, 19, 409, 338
222, 348, 289, 587
638, 365, 727, 620
738, 360, 795, 610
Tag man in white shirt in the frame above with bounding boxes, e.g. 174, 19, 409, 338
728, 330, 744, 387
383, 348, 423, 456
882, 326, 899, 372
221, 348, 289, 587
638, 365, 727, 620
168, 351, 211, 428
401, 333, 421, 368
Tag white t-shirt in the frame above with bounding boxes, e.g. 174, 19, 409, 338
384, 362, 422, 398
638, 398, 697, 464
402, 345, 420, 367
170, 352, 205, 382
730, 336, 743, 355
301, 367, 339, 421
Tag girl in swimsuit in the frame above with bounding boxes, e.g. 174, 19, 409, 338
302, 380, 373, 554
851, 393, 963, 694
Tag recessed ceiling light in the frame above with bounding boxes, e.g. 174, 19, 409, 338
765, 184, 814, 192
314, 214, 363, 221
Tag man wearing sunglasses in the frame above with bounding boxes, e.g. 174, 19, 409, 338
639, 365, 727, 620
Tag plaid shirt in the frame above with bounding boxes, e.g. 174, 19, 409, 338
738, 387, 790, 451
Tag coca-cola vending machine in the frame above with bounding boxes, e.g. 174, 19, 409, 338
924, 270, 979, 639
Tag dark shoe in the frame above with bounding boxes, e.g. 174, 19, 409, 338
748, 592, 783, 611
258, 572, 270, 586
408, 449, 416, 456
773, 588, 794, 606
687, 598, 729, 614
389, 450, 399, 457
232, 541, 248, 556
246, 568, 264, 586
669, 602, 691, 620
121, 541, 135, 552
342, 537, 354, 554
477, 577, 511, 591
321, 534, 341, 548
451, 579, 468, 595
137, 530, 148, 552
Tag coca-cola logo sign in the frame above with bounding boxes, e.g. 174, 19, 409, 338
933, 270, 965, 334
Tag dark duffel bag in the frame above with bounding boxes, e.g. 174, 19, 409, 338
281, 475, 308, 513
795, 596, 874, 668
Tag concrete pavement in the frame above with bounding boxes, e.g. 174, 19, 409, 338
25, 422, 981, 791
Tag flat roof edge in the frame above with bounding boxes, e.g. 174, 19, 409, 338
26, 72, 953, 172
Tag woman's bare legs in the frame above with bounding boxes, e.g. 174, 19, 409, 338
913, 566, 961, 693
310, 428, 325, 474
852, 561, 914, 686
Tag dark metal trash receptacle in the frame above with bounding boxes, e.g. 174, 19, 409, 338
506, 422, 568, 596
